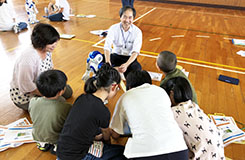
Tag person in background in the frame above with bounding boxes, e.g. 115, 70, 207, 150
121, 0, 134, 8
104, 5, 142, 78
44, 0, 70, 21
0, 0, 27, 33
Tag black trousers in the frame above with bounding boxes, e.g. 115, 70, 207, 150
109, 53, 142, 78
121, 0, 134, 7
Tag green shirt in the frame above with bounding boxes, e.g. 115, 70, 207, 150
29, 97, 72, 144
160, 68, 198, 104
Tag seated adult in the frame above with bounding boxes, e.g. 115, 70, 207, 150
104, 5, 142, 78
10, 23, 72, 110
164, 77, 225, 160
110, 70, 188, 160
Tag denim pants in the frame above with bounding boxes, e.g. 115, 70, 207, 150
83, 144, 126, 160
48, 13, 64, 21
17, 22, 28, 31
57, 144, 127, 160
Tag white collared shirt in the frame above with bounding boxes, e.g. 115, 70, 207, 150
0, 0, 16, 31
56, 0, 70, 20
104, 22, 142, 56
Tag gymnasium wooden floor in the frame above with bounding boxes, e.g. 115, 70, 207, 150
0, 0, 245, 159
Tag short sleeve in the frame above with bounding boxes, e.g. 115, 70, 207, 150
100, 108, 110, 129
104, 25, 115, 53
110, 96, 126, 134
130, 28, 142, 54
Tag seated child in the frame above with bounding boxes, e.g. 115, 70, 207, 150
28, 69, 72, 154
156, 50, 198, 104
44, 0, 70, 21
57, 63, 126, 160
0, 0, 27, 33
110, 70, 188, 159
164, 77, 225, 160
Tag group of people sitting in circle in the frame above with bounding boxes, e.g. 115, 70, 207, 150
8, 5, 225, 160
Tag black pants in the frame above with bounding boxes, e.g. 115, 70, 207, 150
109, 53, 142, 78
130, 149, 188, 160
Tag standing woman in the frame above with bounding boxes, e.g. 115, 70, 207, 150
10, 23, 72, 110
57, 63, 126, 160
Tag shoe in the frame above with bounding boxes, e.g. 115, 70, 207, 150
36, 142, 52, 152
13, 24, 20, 34
50, 144, 57, 155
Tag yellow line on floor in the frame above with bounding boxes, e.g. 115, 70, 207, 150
6, 47, 18, 52
76, 37, 245, 71
7, 37, 244, 72
72, 38, 96, 44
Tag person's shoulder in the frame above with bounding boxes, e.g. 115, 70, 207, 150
29, 97, 45, 110
175, 68, 188, 77
172, 100, 196, 111
19, 46, 39, 61
132, 24, 142, 32
30, 96, 43, 103
109, 23, 120, 30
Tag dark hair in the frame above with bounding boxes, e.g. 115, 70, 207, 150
36, 70, 67, 98
126, 70, 152, 90
31, 23, 60, 50
119, 5, 136, 18
84, 63, 121, 94
164, 77, 192, 104
157, 51, 177, 73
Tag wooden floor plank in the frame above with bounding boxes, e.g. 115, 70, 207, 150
0, 0, 244, 159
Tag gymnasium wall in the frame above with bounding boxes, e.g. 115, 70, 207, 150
168, 0, 245, 7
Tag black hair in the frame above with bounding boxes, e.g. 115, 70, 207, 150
31, 23, 60, 50
157, 51, 177, 73
119, 5, 136, 18
164, 77, 193, 104
84, 63, 121, 94
126, 70, 152, 90
36, 69, 67, 98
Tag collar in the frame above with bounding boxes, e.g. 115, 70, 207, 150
166, 68, 177, 75
120, 23, 133, 33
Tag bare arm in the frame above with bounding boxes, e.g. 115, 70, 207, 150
94, 133, 103, 140
118, 52, 138, 73
104, 49, 111, 65
101, 128, 111, 142
30, 88, 42, 96
110, 128, 120, 140
58, 8, 64, 13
